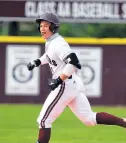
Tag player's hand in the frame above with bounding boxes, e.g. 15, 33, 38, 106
27, 62, 35, 71
27, 59, 41, 71
48, 77, 63, 90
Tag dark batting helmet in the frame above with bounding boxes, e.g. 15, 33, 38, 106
36, 13, 60, 33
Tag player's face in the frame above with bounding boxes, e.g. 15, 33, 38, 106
39, 21, 53, 39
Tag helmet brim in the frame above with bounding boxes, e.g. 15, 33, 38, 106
36, 18, 52, 24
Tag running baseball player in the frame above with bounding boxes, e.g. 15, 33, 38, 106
27, 13, 126, 143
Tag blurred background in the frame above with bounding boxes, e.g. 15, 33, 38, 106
0, 0, 126, 143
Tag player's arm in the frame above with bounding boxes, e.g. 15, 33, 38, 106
27, 53, 48, 71
59, 52, 81, 80
59, 74, 68, 81
48, 53, 81, 90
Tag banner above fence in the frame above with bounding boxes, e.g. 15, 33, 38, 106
1, 0, 126, 23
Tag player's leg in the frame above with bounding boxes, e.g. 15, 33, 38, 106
68, 92, 97, 126
68, 92, 126, 128
36, 128, 51, 143
96, 112, 126, 127
36, 82, 71, 143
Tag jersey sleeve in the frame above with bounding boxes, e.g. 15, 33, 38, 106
39, 53, 48, 65
55, 42, 72, 61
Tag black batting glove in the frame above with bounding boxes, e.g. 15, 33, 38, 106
27, 59, 41, 71
27, 62, 35, 71
48, 77, 63, 90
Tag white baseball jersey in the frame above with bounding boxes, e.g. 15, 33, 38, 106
39, 33, 74, 78
37, 33, 97, 129
39, 33, 85, 89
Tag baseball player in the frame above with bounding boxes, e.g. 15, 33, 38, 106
27, 13, 126, 143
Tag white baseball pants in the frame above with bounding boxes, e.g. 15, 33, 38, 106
37, 79, 97, 128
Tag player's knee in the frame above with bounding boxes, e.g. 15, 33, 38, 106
37, 119, 52, 128
84, 120, 96, 126
84, 112, 97, 126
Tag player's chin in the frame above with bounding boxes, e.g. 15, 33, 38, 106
41, 34, 46, 39
41, 33, 46, 39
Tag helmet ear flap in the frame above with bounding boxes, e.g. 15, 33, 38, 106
37, 25, 40, 32
49, 23, 59, 33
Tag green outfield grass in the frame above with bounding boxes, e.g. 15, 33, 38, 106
0, 104, 126, 143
